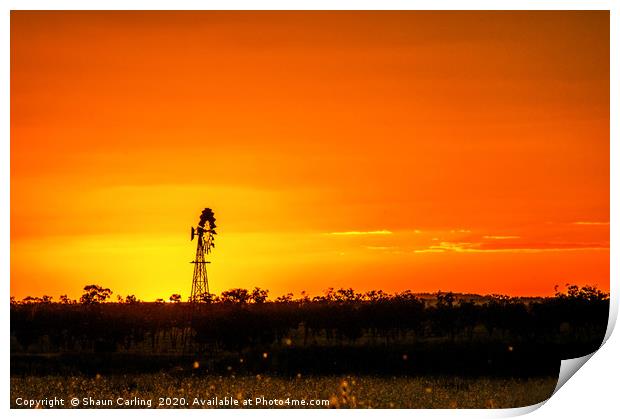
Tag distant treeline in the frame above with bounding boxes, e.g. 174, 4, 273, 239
10, 283, 603, 305
11, 285, 608, 361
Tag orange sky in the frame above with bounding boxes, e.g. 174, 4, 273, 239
11, 11, 609, 301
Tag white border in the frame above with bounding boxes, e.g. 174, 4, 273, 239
2, 2, 617, 418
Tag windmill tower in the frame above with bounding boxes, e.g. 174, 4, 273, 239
190, 208, 217, 302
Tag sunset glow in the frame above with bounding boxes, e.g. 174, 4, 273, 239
11, 11, 609, 301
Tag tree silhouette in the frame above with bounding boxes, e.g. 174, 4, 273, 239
125, 295, 139, 304
59, 294, 75, 304
80, 285, 113, 304
555, 283, 609, 302
199, 292, 218, 303
334, 288, 361, 302
251, 287, 269, 303
22, 296, 39, 304
365, 290, 389, 302
220, 288, 251, 304
275, 293, 294, 303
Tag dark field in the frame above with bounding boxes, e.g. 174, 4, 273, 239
11, 374, 558, 409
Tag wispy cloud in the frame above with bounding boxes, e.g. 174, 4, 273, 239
328, 230, 393, 236
414, 241, 608, 254
573, 221, 609, 226
483, 235, 521, 239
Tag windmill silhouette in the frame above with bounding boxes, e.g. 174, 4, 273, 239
189, 208, 216, 302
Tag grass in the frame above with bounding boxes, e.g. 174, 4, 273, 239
11, 373, 557, 409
